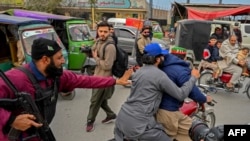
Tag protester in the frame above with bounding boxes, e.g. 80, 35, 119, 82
211, 27, 224, 41
109, 24, 118, 46
86, 21, 117, 132
112, 43, 200, 141
199, 36, 221, 81
233, 22, 242, 47
135, 26, 151, 67
157, 46, 212, 141
0, 37, 131, 141
218, 35, 244, 90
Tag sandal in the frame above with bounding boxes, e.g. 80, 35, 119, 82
225, 84, 234, 92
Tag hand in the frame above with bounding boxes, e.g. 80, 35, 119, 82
238, 60, 246, 67
206, 95, 213, 103
116, 69, 133, 85
92, 49, 98, 59
191, 68, 200, 79
11, 114, 42, 131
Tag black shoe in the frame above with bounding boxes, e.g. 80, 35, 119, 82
102, 114, 116, 124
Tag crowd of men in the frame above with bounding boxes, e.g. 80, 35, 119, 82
0, 20, 248, 141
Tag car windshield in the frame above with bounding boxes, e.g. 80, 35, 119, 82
152, 24, 162, 32
22, 27, 65, 55
123, 26, 140, 37
69, 24, 92, 41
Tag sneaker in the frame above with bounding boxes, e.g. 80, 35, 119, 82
102, 114, 116, 124
86, 120, 94, 132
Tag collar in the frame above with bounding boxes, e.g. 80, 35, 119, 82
29, 61, 47, 81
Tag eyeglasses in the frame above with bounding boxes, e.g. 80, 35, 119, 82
143, 32, 149, 34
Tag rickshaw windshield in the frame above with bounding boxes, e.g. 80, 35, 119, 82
152, 24, 162, 32
22, 27, 65, 55
69, 24, 92, 41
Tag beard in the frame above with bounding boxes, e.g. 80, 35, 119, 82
143, 34, 149, 38
158, 57, 164, 68
45, 59, 63, 78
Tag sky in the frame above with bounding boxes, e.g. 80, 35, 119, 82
146, 0, 250, 10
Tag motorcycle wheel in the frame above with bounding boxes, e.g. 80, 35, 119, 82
203, 112, 216, 128
198, 72, 213, 87
246, 85, 250, 99
193, 111, 216, 128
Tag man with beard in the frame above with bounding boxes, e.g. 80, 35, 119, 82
218, 35, 244, 89
157, 47, 212, 141
0, 38, 131, 141
135, 26, 151, 67
85, 21, 117, 132
111, 43, 200, 141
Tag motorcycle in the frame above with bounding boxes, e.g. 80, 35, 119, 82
197, 68, 250, 99
180, 86, 217, 128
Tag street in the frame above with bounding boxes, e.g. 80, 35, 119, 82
50, 82, 250, 141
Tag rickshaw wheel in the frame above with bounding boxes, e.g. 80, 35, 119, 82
60, 90, 76, 100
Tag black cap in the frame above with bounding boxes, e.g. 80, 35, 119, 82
31, 38, 62, 60
210, 35, 217, 40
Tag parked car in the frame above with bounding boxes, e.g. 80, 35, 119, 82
240, 23, 250, 48
114, 25, 169, 54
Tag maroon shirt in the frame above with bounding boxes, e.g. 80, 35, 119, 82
0, 64, 116, 140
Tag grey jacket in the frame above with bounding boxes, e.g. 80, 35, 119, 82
115, 65, 196, 139
218, 39, 239, 69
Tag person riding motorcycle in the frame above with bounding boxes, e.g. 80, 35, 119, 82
217, 35, 245, 90
157, 46, 213, 141
199, 36, 221, 81
112, 43, 200, 141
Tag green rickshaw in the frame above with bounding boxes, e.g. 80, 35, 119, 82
5, 9, 95, 71
0, 14, 75, 100
151, 21, 164, 39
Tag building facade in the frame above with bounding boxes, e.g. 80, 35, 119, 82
0, 0, 168, 21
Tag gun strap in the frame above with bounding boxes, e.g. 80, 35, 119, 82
16, 67, 41, 91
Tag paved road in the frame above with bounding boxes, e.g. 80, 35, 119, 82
50, 80, 250, 141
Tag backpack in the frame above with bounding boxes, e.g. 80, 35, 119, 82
103, 41, 128, 78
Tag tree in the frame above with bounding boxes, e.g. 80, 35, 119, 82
24, 0, 62, 13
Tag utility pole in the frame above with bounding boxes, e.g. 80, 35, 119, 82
149, 0, 153, 19
89, 0, 97, 30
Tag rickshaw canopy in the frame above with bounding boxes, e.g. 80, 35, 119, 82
175, 19, 233, 63
5, 9, 82, 21
0, 14, 48, 26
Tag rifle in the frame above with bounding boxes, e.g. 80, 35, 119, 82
0, 69, 56, 141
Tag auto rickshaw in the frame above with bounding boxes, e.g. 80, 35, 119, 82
151, 20, 164, 39
0, 14, 75, 100
174, 19, 233, 67
4, 9, 94, 71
